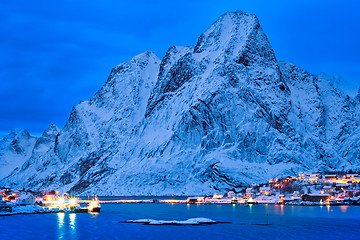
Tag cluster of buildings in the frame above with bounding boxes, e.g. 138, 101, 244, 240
0, 187, 101, 215
198, 172, 360, 205
0, 187, 82, 214
0, 187, 36, 207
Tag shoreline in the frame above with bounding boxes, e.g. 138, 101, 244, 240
2, 201, 359, 217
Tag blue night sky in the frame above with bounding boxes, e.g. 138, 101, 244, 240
0, 0, 359, 137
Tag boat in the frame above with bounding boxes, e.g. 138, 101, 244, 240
88, 196, 101, 212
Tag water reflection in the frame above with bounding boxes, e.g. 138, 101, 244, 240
340, 205, 348, 213
69, 213, 77, 239
90, 212, 100, 217
248, 204, 253, 214
327, 204, 331, 213
69, 214, 76, 230
57, 213, 65, 240
57, 212, 65, 227
57, 213, 77, 240
273, 204, 284, 215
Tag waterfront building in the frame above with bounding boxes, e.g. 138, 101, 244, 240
302, 194, 330, 202
18, 192, 36, 205
0, 200, 12, 212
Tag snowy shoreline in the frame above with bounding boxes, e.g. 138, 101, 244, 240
0, 205, 81, 217
1, 201, 358, 217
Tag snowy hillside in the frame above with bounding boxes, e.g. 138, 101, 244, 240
1, 11, 359, 195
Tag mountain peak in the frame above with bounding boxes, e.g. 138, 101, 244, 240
113, 50, 159, 71
194, 10, 259, 54
9, 128, 31, 139
42, 124, 60, 138
132, 50, 158, 61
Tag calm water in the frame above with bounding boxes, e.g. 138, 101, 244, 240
1, 204, 360, 240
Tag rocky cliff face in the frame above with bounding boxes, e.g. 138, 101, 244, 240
1, 11, 359, 195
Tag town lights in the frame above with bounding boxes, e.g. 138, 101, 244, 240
58, 197, 65, 204
213, 193, 223, 199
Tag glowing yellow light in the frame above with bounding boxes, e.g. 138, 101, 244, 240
213, 193, 223, 199
88, 197, 101, 212
58, 197, 65, 204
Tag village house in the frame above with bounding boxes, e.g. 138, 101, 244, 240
227, 191, 236, 198
18, 192, 36, 205
0, 200, 12, 213
322, 186, 334, 194
299, 174, 320, 183
302, 194, 330, 202
259, 186, 271, 195
353, 177, 360, 183
346, 174, 359, 179
187, 197, 205, 204
245, 188, 254, 199
212, 193, 223, 199
290, 191, 301, 200
2, 190, 20, 202
336, 183, 350, 191
324, 175, 337, 182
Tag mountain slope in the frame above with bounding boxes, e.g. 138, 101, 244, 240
1, 11, 359, 195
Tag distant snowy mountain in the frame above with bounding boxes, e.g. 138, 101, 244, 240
318, 73, 360, 98
0, 125, 60, 180
0, 129, 37, 179
1, 11, 359, 195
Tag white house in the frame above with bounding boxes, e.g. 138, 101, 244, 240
245, 188, 254, 198
18, 193, 36, 205
227, 191, 236, 198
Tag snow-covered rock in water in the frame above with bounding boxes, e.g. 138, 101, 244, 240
125, 218, 218, 225
1, 10, 360, 195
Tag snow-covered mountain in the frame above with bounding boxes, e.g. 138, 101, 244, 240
1, 11, 359, 195
0, 129, 37, 180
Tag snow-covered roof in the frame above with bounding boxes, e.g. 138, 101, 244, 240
18, 193, 34, 200
306, 194, 330, 197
